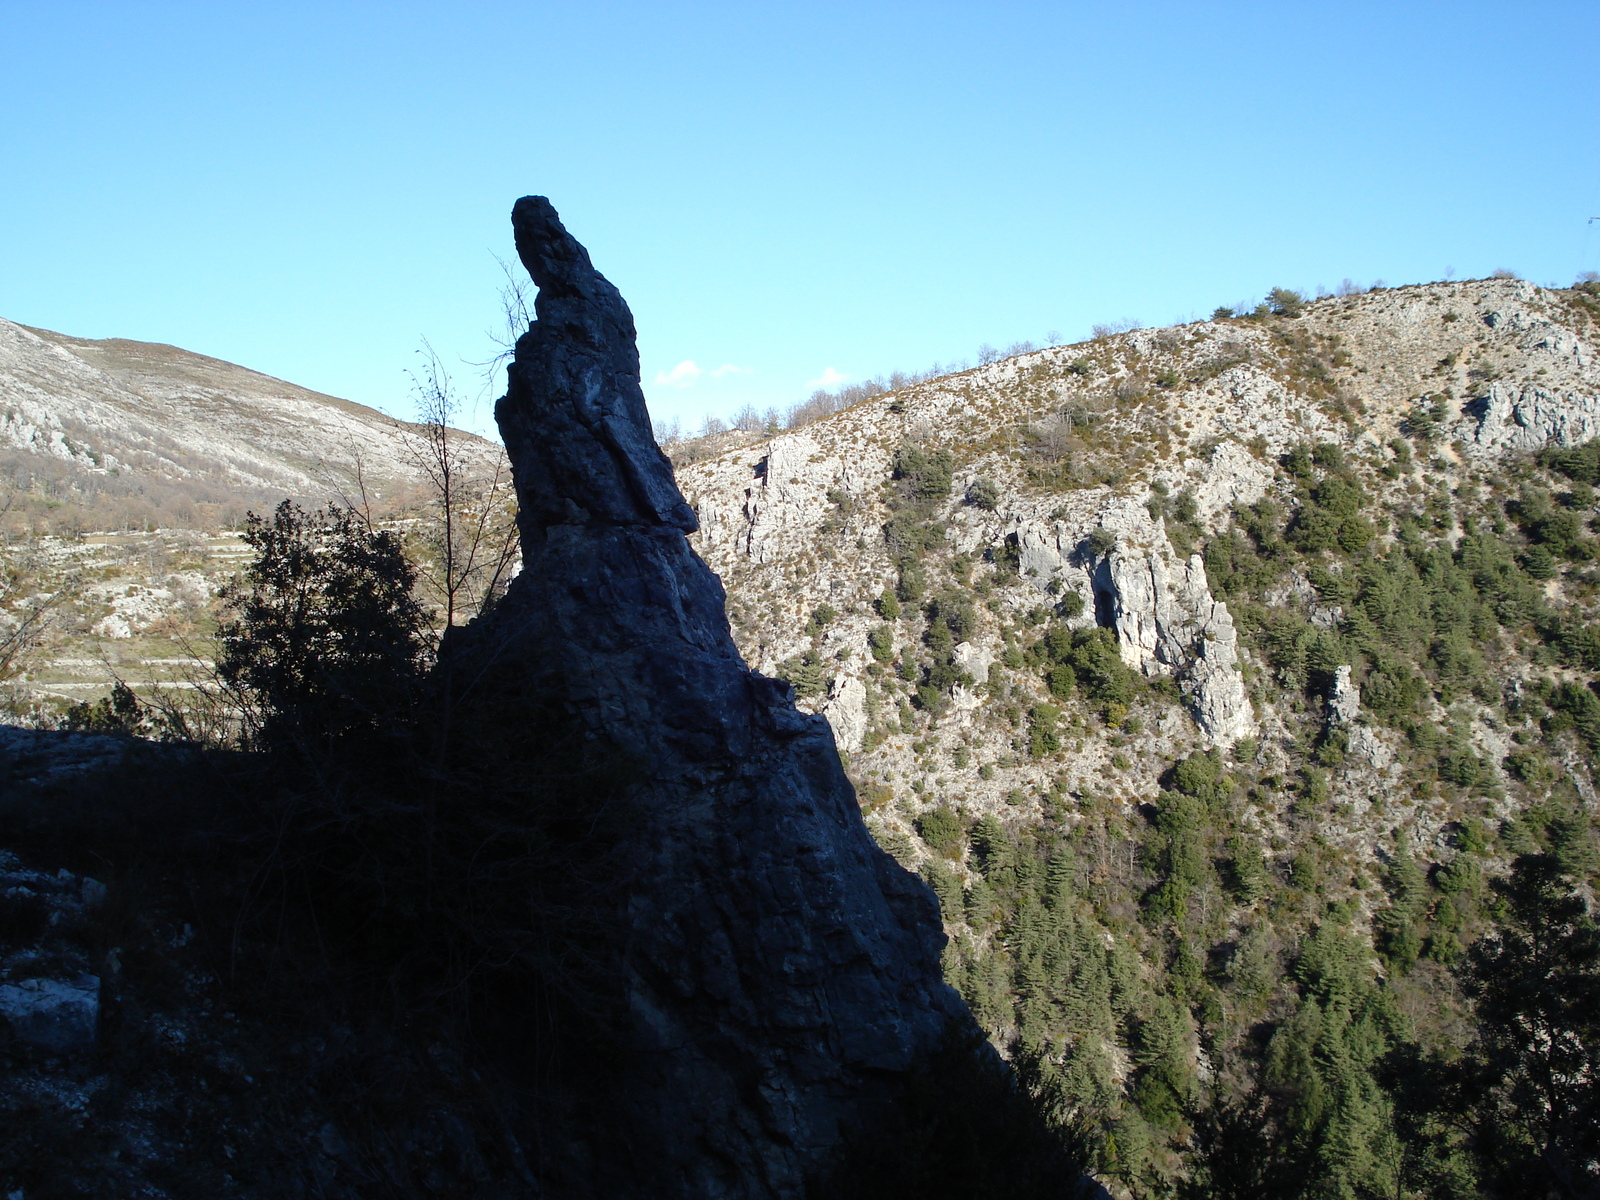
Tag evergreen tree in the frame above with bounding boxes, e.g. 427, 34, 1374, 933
217, 501, 429, 754
1261, 919, 1407, 1199
1453, 854, 1600, 1198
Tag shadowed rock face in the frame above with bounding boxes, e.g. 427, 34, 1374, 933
478, 196, 974, 1198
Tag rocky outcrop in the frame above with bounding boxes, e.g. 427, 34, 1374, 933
462, 197, 978, 1198
741, 433, 859, 563
1012, 498, 1257, 746
1468, 380, 1600, 455
823, 672, 870, 752
1098, 546, 1256, 747
1328, 665, 1361, 726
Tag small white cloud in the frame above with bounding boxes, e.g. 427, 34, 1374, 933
807, 366, 848, 389
653, 360, 702, 388
710, 363, 747, 379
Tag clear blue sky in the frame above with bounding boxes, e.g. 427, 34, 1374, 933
2, 2, 1597, 437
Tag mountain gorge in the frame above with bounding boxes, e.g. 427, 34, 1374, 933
1, 239, 1599, 1197
677, 275, 1600, 1195
0, 201, 1084, 1200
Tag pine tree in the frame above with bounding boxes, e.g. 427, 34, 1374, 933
1453, 854, 1600, 1197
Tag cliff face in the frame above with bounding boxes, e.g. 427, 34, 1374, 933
461, 196, 976, 1197
689, 407, 1266, 756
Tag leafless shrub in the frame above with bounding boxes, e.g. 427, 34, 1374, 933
0, 449, 268, 535
0, 503, 76, 688
469, 253, 535, 397
1335, 278, 1365, 297
1491, 267, 1520, 280
1091, 319, 1142, 341
781, 362, 957, 431
1057, 399, 1101, 432
1029, 416, 1082, 464
405, 347, 520, 634
120, 648, 239, 748
1114, 377, 1148, 402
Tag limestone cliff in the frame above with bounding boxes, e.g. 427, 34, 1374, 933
455, 196, 980, 1197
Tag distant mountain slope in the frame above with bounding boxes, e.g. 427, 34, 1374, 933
0, 317, 497, 531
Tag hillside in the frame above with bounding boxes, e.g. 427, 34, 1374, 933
0, 316, 498, 532
677, 277, 1600, 1194
0, 319, 511, 713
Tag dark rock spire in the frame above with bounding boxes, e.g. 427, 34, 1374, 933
498, 195, 697, 535
465, 197, 979, 1196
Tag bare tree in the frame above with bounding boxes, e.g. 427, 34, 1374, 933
406, 346, 521, 636
472, 252, 535, 400
1091, 319, 1142, 341
1029, 415, 1084, 467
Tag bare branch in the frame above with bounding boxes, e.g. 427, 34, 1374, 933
402, 345, 521, 636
